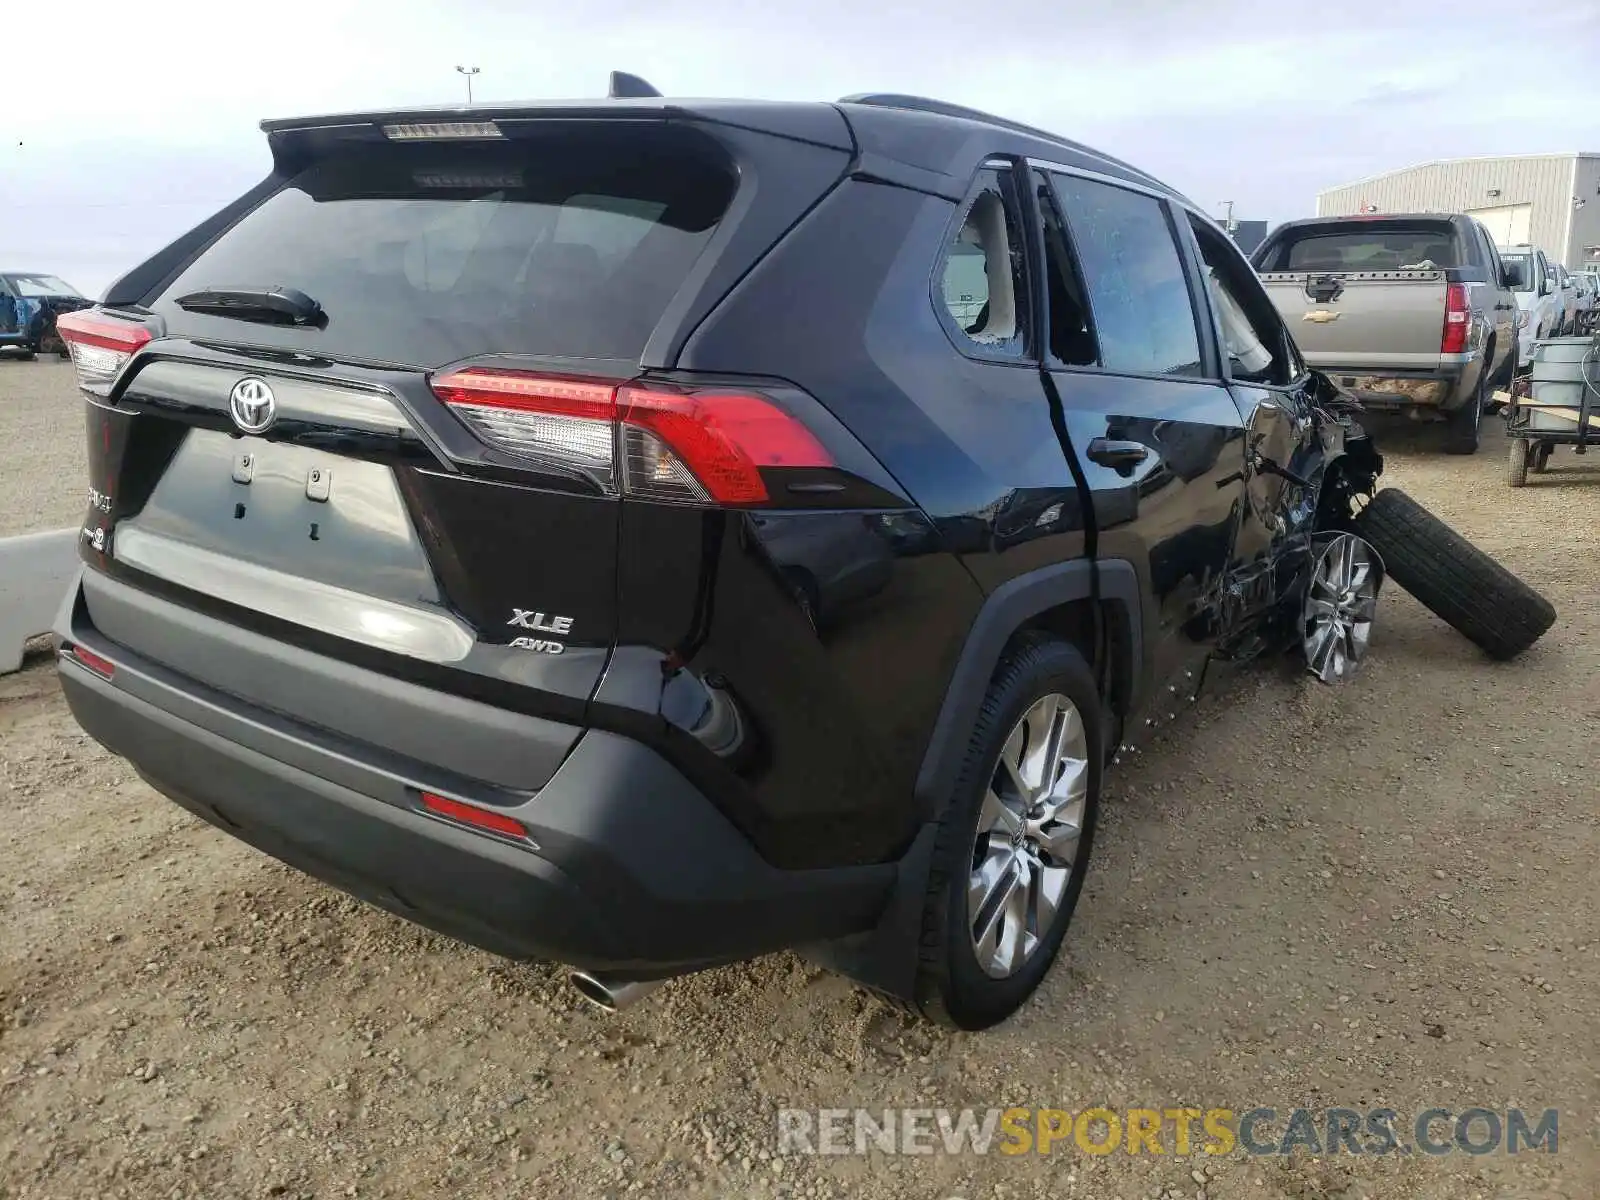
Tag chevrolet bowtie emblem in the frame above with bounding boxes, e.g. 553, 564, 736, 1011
1303, 310, 1341, 323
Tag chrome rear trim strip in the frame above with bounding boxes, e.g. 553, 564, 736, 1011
113, 526, 475, 664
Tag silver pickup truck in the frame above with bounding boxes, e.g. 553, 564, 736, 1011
1251, 214, 1517, 454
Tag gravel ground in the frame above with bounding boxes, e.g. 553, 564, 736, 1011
2, 370, 1598, 1200
0, 357, 87, 537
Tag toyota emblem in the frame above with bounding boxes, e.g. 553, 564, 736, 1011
229, 377, 277, 435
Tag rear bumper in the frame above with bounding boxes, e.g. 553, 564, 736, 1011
1319, 358, 1475, 412
54, 577, 894, 977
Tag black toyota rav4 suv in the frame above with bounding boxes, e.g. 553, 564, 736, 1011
54, 83, 1391, 1030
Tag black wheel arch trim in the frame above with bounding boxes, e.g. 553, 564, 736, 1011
913, 557, 1141, 818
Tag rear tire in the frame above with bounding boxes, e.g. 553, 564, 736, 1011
1442, 370, 1485, 455
1490, 345, 1515, 403
1531, 442, 1552, 474
1352, 488, 1555, 660
1507, 438, 1529, 487
914, 637, 1102, 1030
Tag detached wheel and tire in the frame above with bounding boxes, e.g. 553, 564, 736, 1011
915, 637, 1101, 1030
1353, 488, 1556, 660
1507, 438, 1529, 487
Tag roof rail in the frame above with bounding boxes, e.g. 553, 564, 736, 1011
609, 71, 662, 99
839, 93, 1062, 141
838, 92, 1167, 191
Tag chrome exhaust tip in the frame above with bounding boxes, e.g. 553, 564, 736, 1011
569, 971, 666, 1013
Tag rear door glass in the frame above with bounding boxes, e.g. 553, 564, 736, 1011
1049, 173, 1203, 378
151, 129, 737, 368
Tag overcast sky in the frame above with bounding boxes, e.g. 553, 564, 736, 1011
4, 0, 1598, 298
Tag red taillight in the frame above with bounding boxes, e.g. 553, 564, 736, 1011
61, 643, 115, 680
429, 368, 834, 506
1441, 284, 1471, 355
55, 310, 153, 397
618, 387, 830, 505
54, 310, 151, 354
430, 369, 616, 420
419, 791, 529, 840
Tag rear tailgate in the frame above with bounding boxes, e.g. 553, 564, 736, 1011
1259, 271, 1448, 371
59, 114, 851, 787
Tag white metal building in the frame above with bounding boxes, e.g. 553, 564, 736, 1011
1316, 154, 1600, 270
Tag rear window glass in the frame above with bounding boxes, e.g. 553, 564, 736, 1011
1266, 225, 1458, 272
153, 129, 737, 366
6, 274, 83, 299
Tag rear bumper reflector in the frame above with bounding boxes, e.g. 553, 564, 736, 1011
419, 791, 533, 843
61, 643, 116, 680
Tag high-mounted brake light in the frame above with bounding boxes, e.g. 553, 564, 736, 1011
429, 368, 834, 505
419, 791, 529, 840
55, 310, 153, 397
1441, 283, 1471, 355
383, 121, 504, 141
413, 169, 524, 190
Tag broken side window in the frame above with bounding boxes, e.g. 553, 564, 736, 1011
936, 168, 1032, 360
1189, 215, 1293, 386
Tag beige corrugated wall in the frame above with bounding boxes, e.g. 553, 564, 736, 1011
1315, 155, 1594, 267
1572, 157, 1600, 270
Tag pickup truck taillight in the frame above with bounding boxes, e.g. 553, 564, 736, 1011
1441, 284, 1471, 355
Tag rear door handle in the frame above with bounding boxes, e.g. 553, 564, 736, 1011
1086, 438, 1150, 470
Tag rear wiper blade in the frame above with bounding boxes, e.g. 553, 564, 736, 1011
174, 285, 324, 327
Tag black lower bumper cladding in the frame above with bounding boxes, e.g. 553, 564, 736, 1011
55, 579, 895, 978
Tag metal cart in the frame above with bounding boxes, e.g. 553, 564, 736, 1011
1504, 334, 1599, 486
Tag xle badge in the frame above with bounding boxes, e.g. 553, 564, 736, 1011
507, 610, 573, 655
508, 610, 573, 634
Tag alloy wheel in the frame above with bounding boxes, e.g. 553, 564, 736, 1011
967, 693, 1089, 978
1303, 533, 1383, 684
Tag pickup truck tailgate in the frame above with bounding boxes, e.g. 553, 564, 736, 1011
1259, 271, 1447, 371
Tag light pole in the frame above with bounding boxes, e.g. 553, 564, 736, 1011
1219, 200, 1236, 233
455, 66, 481, 104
